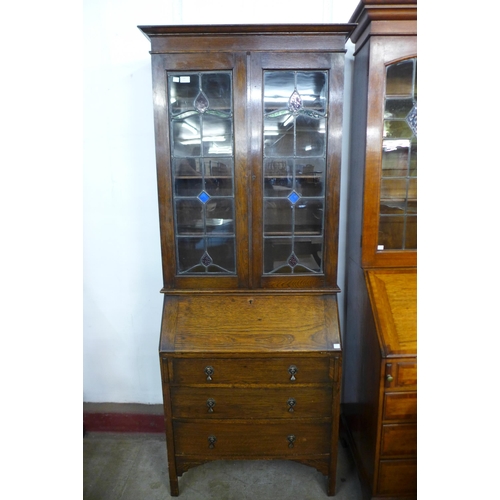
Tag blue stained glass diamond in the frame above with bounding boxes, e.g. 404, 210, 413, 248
198, 191, 211, 204
288, 191, 301, 204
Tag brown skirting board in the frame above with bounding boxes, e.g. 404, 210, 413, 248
83, 403, 164, 433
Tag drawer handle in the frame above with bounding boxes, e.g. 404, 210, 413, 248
288, 365, 298, 381
287, 397, 296, 412
208, 435, 217, 449
385, 363, 393, 386
287, 435, 296, 448
204, 366, 214, 381
206, 398, 216, 413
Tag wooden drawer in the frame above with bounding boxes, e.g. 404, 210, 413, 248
383, 392, 416, 421
168, 357, 331, 385
385, 361, 417, 390
173, 420, 331, 457
380, 423, 417, 457
377, 458, 417, 496
171, 386, 332, 419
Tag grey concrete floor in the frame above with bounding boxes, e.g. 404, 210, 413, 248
83, 432, 363, 500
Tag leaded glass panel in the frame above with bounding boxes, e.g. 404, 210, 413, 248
262, 70, 328, 274
379, 58, 417, 251
168, 71, 236, 274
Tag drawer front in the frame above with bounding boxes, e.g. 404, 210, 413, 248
380, 423, 417, 457
171, 386, 332, 419
383, 392, 417, 421
385, 361, 417, 390
169, 357, 331, 385
173, 420, 331, 457
377, 459, 417, 496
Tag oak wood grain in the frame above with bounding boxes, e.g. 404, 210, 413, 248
173, 420, 331, 456
366, 269, 417, 357
170, 357, 332, 385
170, 386, 332, 419
160, 294, 340, 354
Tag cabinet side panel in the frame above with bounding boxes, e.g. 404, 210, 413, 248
159, 356, 179, 494
342, 40, 370, 406
342, 258, 382, 490
345, 40, 370, 270
328, 354, 342, 495
150, 54, 175, 288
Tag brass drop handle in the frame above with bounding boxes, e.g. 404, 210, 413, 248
287, 435, 296, 448
287, 398, 296, 413
206, 398, 216, 413
386, 374, 394, 383
204, 366, 214, 381
288, 365, 298, 381
208, 435, 217, 449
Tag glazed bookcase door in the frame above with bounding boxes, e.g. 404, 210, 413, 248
151, 52, 249, 290
250, 52, 344, 290
379, 57, 417, 252
362, 37, 417, 268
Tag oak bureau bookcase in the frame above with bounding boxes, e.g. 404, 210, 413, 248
341, 2, 417, 499
138, 24, 355, 496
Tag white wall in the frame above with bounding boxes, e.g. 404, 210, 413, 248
83, 0, 358, 404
